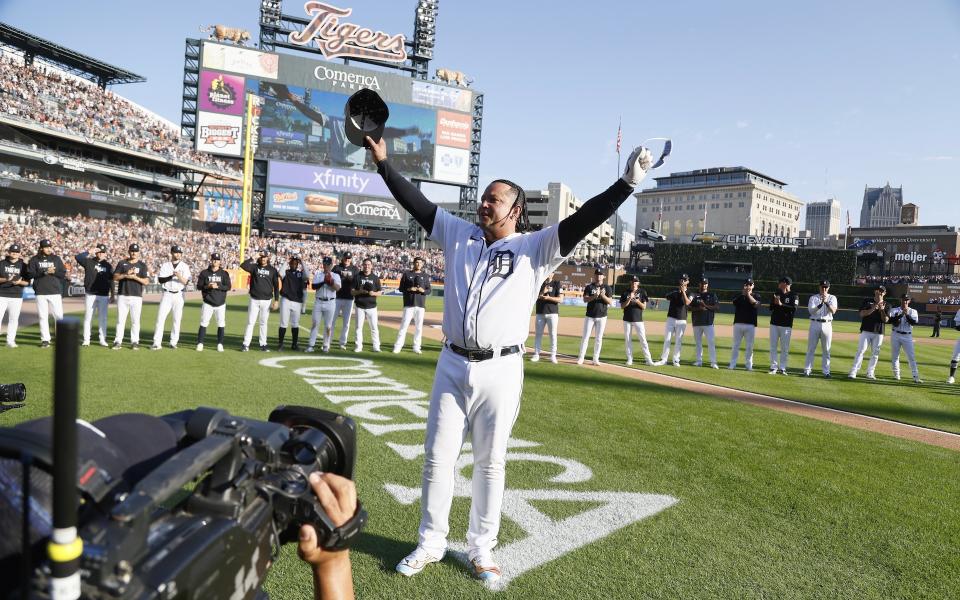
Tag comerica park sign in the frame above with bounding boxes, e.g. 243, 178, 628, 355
692, 232, 809, 247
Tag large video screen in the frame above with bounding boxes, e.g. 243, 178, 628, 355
195, 41, 477, 226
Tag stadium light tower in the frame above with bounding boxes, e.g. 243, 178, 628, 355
260, 0, 283, 28
412, 0, 438, 61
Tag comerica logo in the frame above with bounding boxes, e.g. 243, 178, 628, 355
313, 65, 381, 90
344, 200, 401, 220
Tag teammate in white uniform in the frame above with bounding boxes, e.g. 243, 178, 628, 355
393, 256, 431, 354
307, 256, 340, 353
576, 269, 613, 366
531, 271, 561, 363
366, 134, 654, 584
948, 311, 960, 384
803, 280, 837, 377
332, 252, 358, 350
27, 239, 67, 348
888, 294, 922, 383
848, 286, 889, 380
152, 245, 191, 350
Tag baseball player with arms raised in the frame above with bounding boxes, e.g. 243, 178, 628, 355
366, 133, 654, 584
888, 294, 922, 383
152, 245, 191, 350
576, 269, 613, 366
307, 256, 340, 353
240, 250, 280, 352
195, 252, 231, 352
75, 243, 113, 347
394, 256, 431, 354
530, 271, 561, 363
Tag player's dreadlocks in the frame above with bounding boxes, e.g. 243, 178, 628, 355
490, 179, 530, 233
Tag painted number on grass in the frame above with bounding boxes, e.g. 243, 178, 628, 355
260, 356, 679, 589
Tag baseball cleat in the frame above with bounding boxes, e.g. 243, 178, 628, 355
395, 547, 442, 577
354, 346, 362, 353
692, 362, 702, 367
131, 344, 139, 351
671, 361, 680, 367
372, 347, 381, 352
321, 346, 331, 353
470, 556, 502, 585
169, 344, 177, 350
727, 365, 735, 370
291, 344, 300, 352
240, 345, 249, 352
652, 360, 666, 366
81, 342, 90, 347
592, 359, 601, 366
393, 347, 402, 354
99, 341, 109, 347
529, 354, 540, 362
7, 343, 18, 348
711, 364, 719, 369
768, 369, 778, 375
40, 341, 50, 348
260, 346, 270, 352
893, 375, 900, 381
112, 342, 122, 351
414, 348, 423, 355
549, 355, 557, 363
151, 345, 161, 351
216, 344, 224, 352
626, 359, 633, 366
339, 344, 347, 350
306, 346, 315, 353
779, 370, 788, 376
865, 373, 877, 380
196, 343, 203, 352
745, 367, 753, 372
823, 373, 831, 378
576, 358, 584, 365
913, 377, 923, 384
803, 371, 811, 377
847, 372, 856, 379
947, 376, 955, 384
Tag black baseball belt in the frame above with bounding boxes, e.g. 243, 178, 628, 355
893, 330, 912, 335
812, 318, 831, 323
447, 343, 522, 362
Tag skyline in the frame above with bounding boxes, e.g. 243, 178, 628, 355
2, 0, 958, 232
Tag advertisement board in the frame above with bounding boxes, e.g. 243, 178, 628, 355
194, 178, 243, 224
195, 112, 243, 156
198, 71, 245, 115
266, 185, 339, 219
202, 43, 279, 80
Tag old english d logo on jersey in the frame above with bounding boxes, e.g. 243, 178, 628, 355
490, 250, 515, 279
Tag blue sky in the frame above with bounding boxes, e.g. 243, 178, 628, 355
2, 0, 958, 229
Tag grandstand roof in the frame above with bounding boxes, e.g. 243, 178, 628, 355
0, 22, 146, 88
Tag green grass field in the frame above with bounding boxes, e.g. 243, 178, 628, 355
2, 295, 959, 598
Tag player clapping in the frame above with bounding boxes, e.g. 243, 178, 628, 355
307, 256, 340, 353
196, 252, 231, 352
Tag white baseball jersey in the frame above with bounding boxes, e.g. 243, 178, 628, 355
312, 270, 341, 300
807, 293, 837, 320
157, 261, 191, 293
889, 306, 918, 335
430, 207, 565, 349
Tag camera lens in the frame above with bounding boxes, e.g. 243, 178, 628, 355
285, 428, 337, 469
0, 383, 26, 404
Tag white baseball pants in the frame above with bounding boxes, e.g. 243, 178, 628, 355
577, 316, 607, 362
335, 299, 354, 347
418, 347, 523, 558
153, 292, 185, 347
532, 313, 558, 358
804, 321, 833, 375
729, 323, 756, 369
243, 298, 272, 347
692, 325, 717, 366
354, 306, 380, 351
850, 332, 884, 377
394, 306, 426, 352
308, 299, 337, 350
659, 317, 687, 364
279, 298, 303, 328
199, 303, 227, 328
114, 295, 143, 345
35, 294, 64, 343
890, 332, 919, 380
623, 321, 652, 364
0, 297, 23, 345
82, 294, 109, 345
769, 325, 793, 371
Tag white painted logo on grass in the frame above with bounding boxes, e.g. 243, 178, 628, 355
260, 356, 679, 589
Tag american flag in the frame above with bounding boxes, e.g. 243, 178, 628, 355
616, 119, 622, 154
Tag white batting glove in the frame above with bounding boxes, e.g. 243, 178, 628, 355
621, 146, 653, 187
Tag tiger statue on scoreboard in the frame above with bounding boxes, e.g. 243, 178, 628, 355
200, 25, 252, 46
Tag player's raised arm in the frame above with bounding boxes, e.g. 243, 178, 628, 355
556, 146, 653, 256
368, 136, 438, 234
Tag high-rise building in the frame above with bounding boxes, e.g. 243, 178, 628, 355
634, 167, 803, 242
524, 182, 614, 260
859, 183, 903, 228
805, 198, 842, 240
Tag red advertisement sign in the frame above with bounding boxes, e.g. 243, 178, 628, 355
436, 111, 472, 150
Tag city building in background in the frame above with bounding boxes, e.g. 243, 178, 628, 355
847, 225, 959, 277
900, 202, 919, 225
859, 183, 903, 228
634, 167, 803, 242
804, 198, 842, 241
524, 182, 614, 261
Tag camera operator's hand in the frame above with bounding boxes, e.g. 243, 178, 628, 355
299, 472, 356, 600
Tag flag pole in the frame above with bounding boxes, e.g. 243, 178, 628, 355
616, 116, 622, 177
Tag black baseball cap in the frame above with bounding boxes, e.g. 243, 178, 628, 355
901, 293, 911, 301
679, 273, 690, 281
259, 248, 270, 257
594, 268, 603, 275
344, 88, 390, 147
210, 252, 222, 261
629, 274, 639, 282
128, 243, 140, 252
743, 278, 754, 285
95, 244, 107, 253
7, 243, 21, 253
39, 239, 52, 248
875, 285, 887, 293
820, 280, 830, 287
342, 251, 353, 259
700, 276, 709, 284
322, 256, 333, 265
171, 245, 183, 254
779, 276, 793, 285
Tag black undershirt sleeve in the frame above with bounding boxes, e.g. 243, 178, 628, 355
376, 159, 438, 234
557, 179, 634, 256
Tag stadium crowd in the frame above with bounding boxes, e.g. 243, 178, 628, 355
0, 53, 239, 176
0, 209, 445, 284
860, 274, 960, 285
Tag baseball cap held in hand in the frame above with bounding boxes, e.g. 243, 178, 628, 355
344, 88, 389, 147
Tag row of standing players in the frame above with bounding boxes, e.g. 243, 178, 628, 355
0, 241, 431, 354
532, 271, 960, 384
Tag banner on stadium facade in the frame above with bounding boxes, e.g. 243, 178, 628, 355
691, 232, 809, 247
267, 160, 392, 198
263, 218, 408, 240
198, 71, 245, 115
905, 283, 960, 306
196, 112, 243, 156
202, 43, 278, 79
